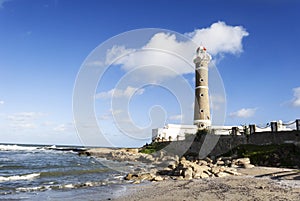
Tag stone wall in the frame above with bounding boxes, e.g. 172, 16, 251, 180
247, 130, 300, 145
165, 130, 300, 158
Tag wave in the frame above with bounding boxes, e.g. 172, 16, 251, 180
39, 168, 110, 178
0, 144, 39, 151
0, 144, 85, 153
15, 180, 120, 192
0, 173, 40, 182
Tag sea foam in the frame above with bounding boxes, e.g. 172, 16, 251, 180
0, 173, 40, 182
0, 144, 38, 151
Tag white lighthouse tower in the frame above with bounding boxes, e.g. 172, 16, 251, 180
193, 46, 211, 129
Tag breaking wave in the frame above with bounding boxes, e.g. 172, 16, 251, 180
0, 144, 39, 151
0, 173, 40, 182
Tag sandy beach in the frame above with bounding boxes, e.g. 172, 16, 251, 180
113, 167, 300, 201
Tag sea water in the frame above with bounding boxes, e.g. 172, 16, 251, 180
0, 144, 130, 200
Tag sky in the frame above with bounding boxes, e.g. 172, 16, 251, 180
0, 0, 299, 147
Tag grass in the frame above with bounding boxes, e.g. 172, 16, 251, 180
139, 142, 170, 154
221, 144, 300, 168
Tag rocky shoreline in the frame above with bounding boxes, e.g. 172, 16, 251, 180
80, 148, 300, 200
82, 148, 276, 182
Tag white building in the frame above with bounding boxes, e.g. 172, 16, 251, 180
152, 120, 294, 142
152, 124, 198, 142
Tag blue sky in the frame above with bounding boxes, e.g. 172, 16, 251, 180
0, 0, 299, 147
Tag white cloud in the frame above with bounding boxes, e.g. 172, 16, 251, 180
169, 114, 183, 121
7, 112, 46, 122
105, 45, 135, 66
53, 123, 75, 132
10, 123, 37, 129
229, 108, 257, 118
7, 112, 45, 121
103, 21, 248, 82
291, 87, 300, 107
95, 86, 145, 99
186, 21, 249, 55
7, 112, 46, 130
0, 0, 10, 8
86, 60, 105, 67
0, 100, 4, 105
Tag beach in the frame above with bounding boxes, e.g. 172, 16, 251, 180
113, 167, 300, 201
82, 148, 300, 201
1, 145, 299, 200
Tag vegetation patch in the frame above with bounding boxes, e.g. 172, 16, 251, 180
221, 144, 300, 168
139, 142, 170, 154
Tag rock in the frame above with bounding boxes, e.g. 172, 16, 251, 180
198, 160, 208, 166
216, 160, 225, 165
168, 163, 177, 170
200, 172, 210, 178
204, 157, 213, 163
211, 167, 221, 174
152, 175, 164, 181
232, 158, 254, 168
183, 167, 193, 180
204, 170, 212, 176
133, 180, 141, 184
193, 165, 210, 174
174, 155, 179, 162
224, 168, 241, 176
139, 173, 154, 181
122, 153, 254, 183
234, 158, 251, 165
224, 160, 232, 166
138, 155, 154, 163
157, 169, 172, 176
125, 173, 138, 180
216, 172, 230, 177
125, 148, 139, 154
230, 163, 239, 168
243, 164, 255, 169
157, 160, 177, 168
176, 176, 184, 180
180, 157, 186, 162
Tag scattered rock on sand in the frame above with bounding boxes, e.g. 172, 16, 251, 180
81, 148, 254, 183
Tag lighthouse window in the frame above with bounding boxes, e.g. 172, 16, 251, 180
200, 94, 204, 97
200, 78, 204, 82
200, 109, 204, 113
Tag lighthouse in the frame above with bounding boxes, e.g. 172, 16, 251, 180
193, 46, 211, 129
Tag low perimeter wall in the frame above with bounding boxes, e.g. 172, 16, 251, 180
163, 130, 300, 158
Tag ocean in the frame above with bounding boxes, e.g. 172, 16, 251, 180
0, 144, 132, 201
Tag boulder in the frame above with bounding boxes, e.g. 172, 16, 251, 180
124, 173, 136, 180
200, 172, 210, 178
139, 173, 154, 181
216, 172, 231, 177
211, 167, 221, 175
183, 167, 193, 180
152, 175, 164, 181
197, 160, 208, 166
243, 164, 255, 169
